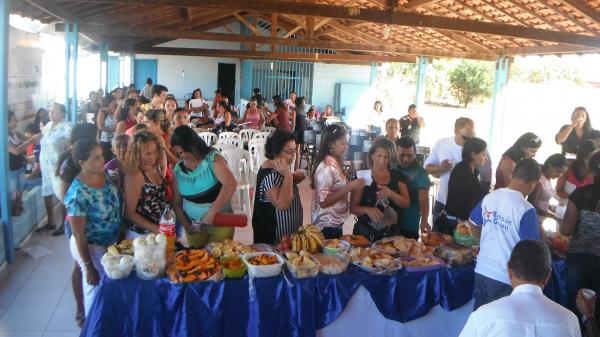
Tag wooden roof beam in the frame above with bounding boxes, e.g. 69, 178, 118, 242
493, 43, 600, 55
131, 46, 417, 63
560, 0, 600, 26
327, 20, 380, 44
507, 0, 563, 31
23, 0, 100, 42
404, 0, 440, 9
534, 1, 596, 35
64, 0, 600, 47
59, 23, 497, 60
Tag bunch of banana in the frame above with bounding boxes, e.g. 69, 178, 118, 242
290, 224, 325, 254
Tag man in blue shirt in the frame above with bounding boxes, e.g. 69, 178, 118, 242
396, 136, 431, 239
469, 158, 542, 310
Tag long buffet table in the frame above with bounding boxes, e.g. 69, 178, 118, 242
80, 260, 567, 337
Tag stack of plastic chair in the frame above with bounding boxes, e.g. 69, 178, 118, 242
252, 131, 271, 141
261, 126, 276, 133
213, 143, 239, 153
248, 139, 267, 174
216, 137, 243, 148
197, 131, 217, 146
220, 148, 253, 215
239, 129, 259, 147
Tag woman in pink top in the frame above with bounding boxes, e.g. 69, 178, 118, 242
239, 98, 264, 129
557, 139, 597, 199
311, 124, 365, 239
528, 154, 567, 224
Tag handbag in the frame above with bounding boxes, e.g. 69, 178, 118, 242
353, 215, 388, 243
434, 211, 459, 235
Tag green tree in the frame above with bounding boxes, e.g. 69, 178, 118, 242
448, 60, 493, 107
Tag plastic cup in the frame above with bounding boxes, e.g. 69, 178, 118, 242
581, 289, 596, 301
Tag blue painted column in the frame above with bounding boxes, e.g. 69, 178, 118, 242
240, 21, 254, 100
64, 23, 71, 110
70, 21, 78, 123
370, 62, 377, 84
415, 56, 428, 109
488, 56, 509, 155
130, 53, 135, 86
0, 0, 14, 263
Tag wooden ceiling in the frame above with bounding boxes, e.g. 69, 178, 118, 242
11, 0, 600, 64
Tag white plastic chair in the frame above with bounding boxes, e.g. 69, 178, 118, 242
219, 131, 240, 140
261, 126, 276, 133
212, 143, 239, 153
216, 137, 243, 148
239, 129, 258, 144
197, 131, 217, 146
248, 139, 267, 173
252, 131, 271, 141
220, 148, 253, 215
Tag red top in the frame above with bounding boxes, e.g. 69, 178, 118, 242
275, 107, 291, 131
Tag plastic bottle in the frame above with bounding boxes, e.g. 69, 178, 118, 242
159, 206, 176, 265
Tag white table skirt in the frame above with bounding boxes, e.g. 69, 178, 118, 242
317, 286, 473, 337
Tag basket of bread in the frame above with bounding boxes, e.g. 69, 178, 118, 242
372, 236, 415, 257
313, 253, 350, 275
434, 242, 474, 266
339, 234, 370, 247
454, 221, 479, 247
401, 256, 445, 272
349, 247, 402, 275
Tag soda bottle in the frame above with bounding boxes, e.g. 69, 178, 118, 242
159, 206, 176, 265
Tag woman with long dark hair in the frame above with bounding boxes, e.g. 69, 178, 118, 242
495, 132, 542, 189
560, 151, 600, 321
64, 138, 121, 319
171, 126, 237, 246
443, 138, 489, 233
557, 139, 598, 199
266, 95, 292, 131
97, 95, 118, 163
115, 98, 138, 135
528, 154, 568, 223
213, 101, 233, 133
311, 124, 365, 238
556, 106, 594, 156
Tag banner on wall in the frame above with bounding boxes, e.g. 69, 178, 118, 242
8, 27, 43, 121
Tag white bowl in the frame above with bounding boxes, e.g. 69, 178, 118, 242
242, 252, 284, 278
101, 254, 134, 280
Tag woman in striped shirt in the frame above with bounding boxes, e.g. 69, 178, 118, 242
252, 129, 304, 244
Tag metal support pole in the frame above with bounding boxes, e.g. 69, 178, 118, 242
489, 56, 510, 156
64, 23, 71, 110
70, 21, 78, 124
415, 56, 428, 109
100, 43, 109, 94
130, 53, 135, 86
1, 0, 14, 263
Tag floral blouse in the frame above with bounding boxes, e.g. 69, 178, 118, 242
64, 173, 122, 246
311, 155, 350, 228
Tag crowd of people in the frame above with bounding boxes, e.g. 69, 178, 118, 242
7, 79, 600, 335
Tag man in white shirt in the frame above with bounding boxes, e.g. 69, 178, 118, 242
469, 158, 542, 309
425, 117, 475, 228
459, 240, 581, 337
140, 78, 153, 100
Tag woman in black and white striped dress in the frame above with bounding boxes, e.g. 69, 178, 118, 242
252, 129, 303, 244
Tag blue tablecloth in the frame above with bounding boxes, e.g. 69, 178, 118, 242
80, 260, 566, 337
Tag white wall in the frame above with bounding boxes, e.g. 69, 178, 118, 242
311, 63, 372, 111
136, 25, 242, 103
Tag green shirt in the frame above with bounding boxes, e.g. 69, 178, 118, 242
399, 163, 430, 232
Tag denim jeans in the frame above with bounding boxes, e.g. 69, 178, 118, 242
566, 253, 600, 327
474, 272, 512, 310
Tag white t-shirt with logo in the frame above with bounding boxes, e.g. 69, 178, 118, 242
424, 136, 462, 205
469, 188, 541, 285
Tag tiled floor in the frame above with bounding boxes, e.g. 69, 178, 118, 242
0, 177, 352, 337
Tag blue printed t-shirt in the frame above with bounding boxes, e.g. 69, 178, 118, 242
469, 188, 540, 285
399, 163, 430, 232
64, 174, 122, 246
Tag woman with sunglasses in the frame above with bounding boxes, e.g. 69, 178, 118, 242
494, 132, 542, 190
253, 129, 304, 244
311, 124, 365, 239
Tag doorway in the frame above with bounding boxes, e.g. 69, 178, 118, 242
218, 63, 236, 103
